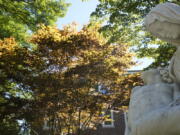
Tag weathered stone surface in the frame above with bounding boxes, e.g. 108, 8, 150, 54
125, 3, 180, 135
125, 69, 174, 135
144, 2, 180, 46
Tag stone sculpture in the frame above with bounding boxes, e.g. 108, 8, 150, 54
144, 2, 180, 46
125, 2, 180, 135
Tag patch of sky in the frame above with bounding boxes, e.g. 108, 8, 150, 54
57, 0, 99, 30
130, 57, 154, 70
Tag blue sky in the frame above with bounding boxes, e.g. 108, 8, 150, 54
57, 0, 99, 29
56, 0, 153, 70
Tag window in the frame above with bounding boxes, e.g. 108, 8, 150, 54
102, 110, 114, 128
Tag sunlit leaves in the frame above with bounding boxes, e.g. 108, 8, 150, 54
92, 0, 180, 68
0, 38, 17, 56
0, 22, 134, 134
0, 0, 69, 42
28, 23, 134, 134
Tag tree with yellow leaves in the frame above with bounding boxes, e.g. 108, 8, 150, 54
0, 23, 134, 135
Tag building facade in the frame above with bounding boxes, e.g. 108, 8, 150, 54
91, 110, 125, 135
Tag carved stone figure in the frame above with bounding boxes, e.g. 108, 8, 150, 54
125, 2, 180, 135
126, 69, 174, 135
144, 2, 180, 46
144, 2, 180, 83
169, 47, 180, 83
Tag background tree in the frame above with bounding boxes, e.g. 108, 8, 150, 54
0, 0, 69, 42
0, 23, 134, 134
0, 1, 70, 133
91, 0, 180, 68
28, 23, 134, 134
113, 72, 143, 110
0, 37, 38, 134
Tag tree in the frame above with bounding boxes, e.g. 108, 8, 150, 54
0, 116, 20, 135
0, 0, 70, 132
0, 37, 37, 134
91, 0, 180, 68
0, 23, 134, 134
29, 23, 134, 134
113, 72, 143, 110
0, 0, 69, 42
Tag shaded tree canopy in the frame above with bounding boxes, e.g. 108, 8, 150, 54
91, 0, 180, 68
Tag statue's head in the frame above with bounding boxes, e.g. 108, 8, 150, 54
144, 2, 180, 46
141, 69, 163, 85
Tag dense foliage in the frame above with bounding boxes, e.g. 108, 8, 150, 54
0, 24, 134, 134
0, 1, 69, 134
115, 72, 143, 109
91, 0, 180, 68
0, 0, 69, 42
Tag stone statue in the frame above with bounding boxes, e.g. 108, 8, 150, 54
126, 69, 174, 135
144, 2, 180, 46
125, 2, 180, 135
